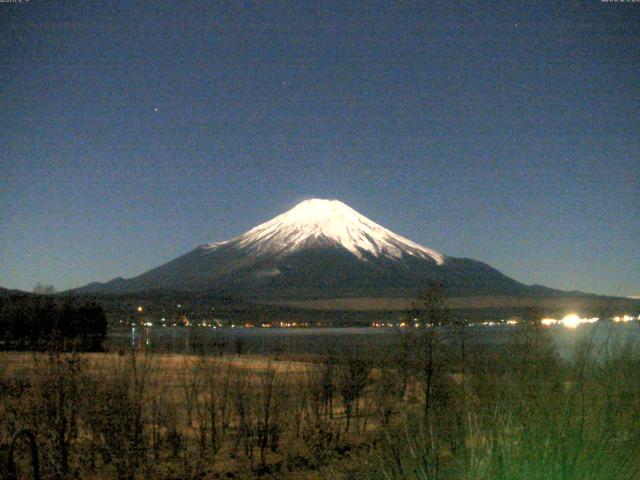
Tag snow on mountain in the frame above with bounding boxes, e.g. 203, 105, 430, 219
203, 199, 445, 264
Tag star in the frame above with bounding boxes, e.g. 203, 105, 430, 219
154, 107, 158, 112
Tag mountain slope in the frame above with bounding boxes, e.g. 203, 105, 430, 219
75, 199, 545, 300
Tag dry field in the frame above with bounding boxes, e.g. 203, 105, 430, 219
2, 324, 640, 480
0, 349, 398, 479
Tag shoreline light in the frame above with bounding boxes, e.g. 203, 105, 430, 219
613, 315, 635, 323
541, 315, 601, 328
561, 314, 581, 329
560, 314, 599, 329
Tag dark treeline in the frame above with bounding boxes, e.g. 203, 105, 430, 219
0, 295, 107, 351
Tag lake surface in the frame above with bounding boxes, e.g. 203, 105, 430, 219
109, 322, 640, 360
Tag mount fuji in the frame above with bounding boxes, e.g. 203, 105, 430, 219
76, 199, 541, 301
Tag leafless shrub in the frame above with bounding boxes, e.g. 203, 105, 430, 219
305, 358, 336, 424
372, 363, 400, 427
26, 351, 86, 479
337, 349, 372, 433
83, 352, 153, 480
165, 419, 182, 459
285, 372, 310, 440
180, 359, 202, 429
218, 363, 234, 436
255, 366, 280, 467
230, 366, 251, 461
410, 284, 453, 421
200, 358, 223, 454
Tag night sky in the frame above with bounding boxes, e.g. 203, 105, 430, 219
1, 1, 638, 296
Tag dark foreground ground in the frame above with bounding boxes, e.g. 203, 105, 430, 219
2, 322, 640, 479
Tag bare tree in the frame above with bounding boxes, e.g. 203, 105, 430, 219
30, 350, 85, 479
33, 283, 56, 295
255, 366, 281, 468
83, 353, 153, 480
411, 283, 450, 420
337, 350, 371, 432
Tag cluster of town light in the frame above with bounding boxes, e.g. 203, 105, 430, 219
540, 314, 597, 329
541, 313, 639, 328
132, 305, 637, 330
371, 314, 638, 329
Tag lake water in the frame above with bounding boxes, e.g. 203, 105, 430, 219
109, 322, 640, 361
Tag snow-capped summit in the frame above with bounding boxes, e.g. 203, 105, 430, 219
207, 199, 444, 264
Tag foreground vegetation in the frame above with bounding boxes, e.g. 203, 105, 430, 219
1, 313, 639, 479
